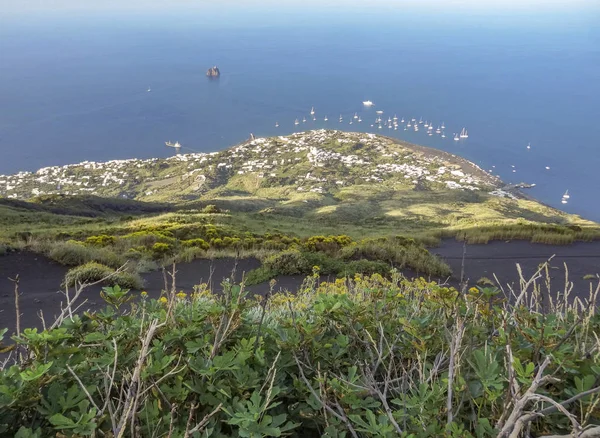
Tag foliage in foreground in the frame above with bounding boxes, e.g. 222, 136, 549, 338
1, 268, 599, 437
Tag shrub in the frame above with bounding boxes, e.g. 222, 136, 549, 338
84, 234, 116, 246
2, 271, 597, 437
182, 238, 209, 250
176, 247, 207, 263
304, 235, 353, 254
0, 243, 10, 256
63, 262, 143, 289
49, 242, 96, 266
263, 249, 309, 275
151, 242, 174, 260
48, 242, 125, 268
202, 204, 220, 214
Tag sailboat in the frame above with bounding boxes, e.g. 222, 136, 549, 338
460, 128, 468, 138
354, 112, 359, 119
358, 117, 362, 122
339, 114, 343, 122
147, 87, 152, 92
424, 121, 429, 128
441, 121, 445, 129
441, 131, 446, 138
310, 107, 315, 116
324, 116, 328, 121
453, 133, 460, 141
562, 190, 570, 199
275, 122, 279, 127
407, 121, 412, 127
435, 126, 441, 134
527, 142, 531, 150
294, 119, 300, 126
393, 114, 398, 121
363, 100, 374, 106
401, 117, 405, 123
419, 117, 423, 124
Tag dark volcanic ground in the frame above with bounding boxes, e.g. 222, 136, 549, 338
1, 240, 600, 334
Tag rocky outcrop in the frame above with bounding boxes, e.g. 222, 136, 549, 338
206, 66, 220, 78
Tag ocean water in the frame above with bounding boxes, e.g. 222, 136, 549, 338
1, 6, 599, 220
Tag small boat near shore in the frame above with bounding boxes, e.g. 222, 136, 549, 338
165, 141, 181, 149
363, 100, 374, 106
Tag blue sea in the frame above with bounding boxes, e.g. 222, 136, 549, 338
1, 4, 599, 220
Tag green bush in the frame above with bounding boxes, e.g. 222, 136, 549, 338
48, 242, 125, 268
182, 238, 210, 250
202, 204, 221, 214
176, 247, 208, 263
63, 262, 143, 289
84, 234, 116, 246
48, 242, 92, 266
151, 242, 174, 260
1, 274, 597, 437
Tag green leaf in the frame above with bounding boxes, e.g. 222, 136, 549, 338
49, 413, 76, 429
20, 362, 53, 381
83, 332, 106, 342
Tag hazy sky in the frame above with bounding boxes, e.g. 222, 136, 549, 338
4, 0, 598, 14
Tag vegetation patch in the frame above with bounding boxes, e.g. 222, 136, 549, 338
63, 262, 143, 289
1, 268, 598, 437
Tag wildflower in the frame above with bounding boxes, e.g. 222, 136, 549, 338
140, 291, 148, 298
176, 291, 187, 300
159, 297, 168, 304
469, 287, 479, 294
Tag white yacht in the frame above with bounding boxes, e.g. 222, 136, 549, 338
563, 190, 570, 199
310, 107, 315, 116
435, 126, 441, 133
294, 119, 300, 126
354, 112, 358, 119
441, 132, 446, 138
460, 128, 469, 138
441, 121, 445, 129
401, 117, 405, 123
275, 122, 279, 127
424, 121, 429, 128
302, 117, 307, 123
339, 114, 343, 122
527, 142, 531, 150
393, 114, 398, 121
376, 110, 384, 115
324, 116, 328, 121
165, 141, 181, 148
419, 117, 423, 124
407, 121, 412, 127
358, 117, 362, 122
454, 133, 460, 141
363, 100, 374, 106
